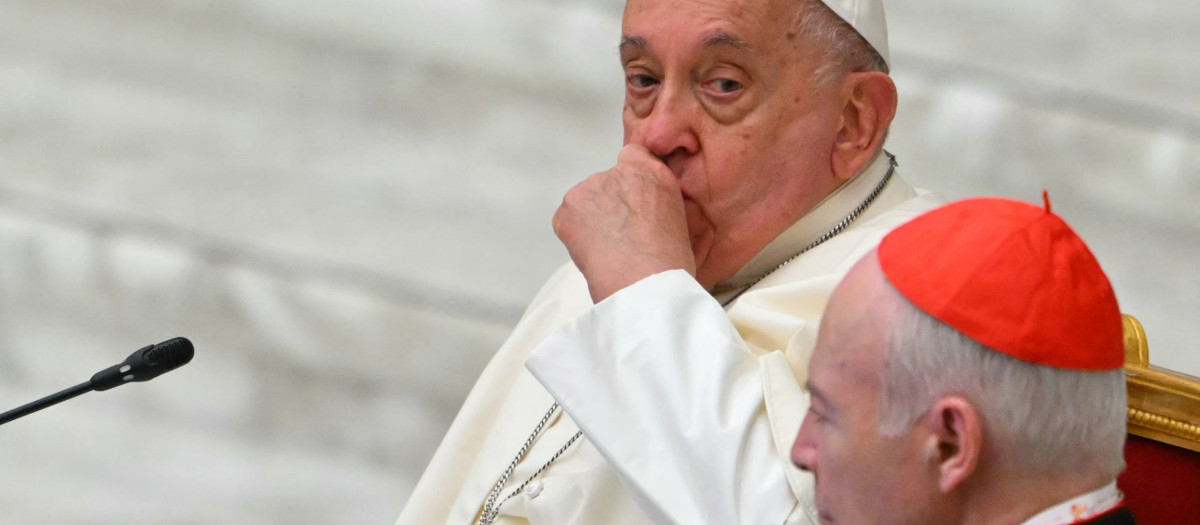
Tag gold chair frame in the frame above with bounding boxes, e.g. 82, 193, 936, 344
1123, 315, 1200, 453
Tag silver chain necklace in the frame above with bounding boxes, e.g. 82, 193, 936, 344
476, 152, 896, 524
477, 403, 582, 525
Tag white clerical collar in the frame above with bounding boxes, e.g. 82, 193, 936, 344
712, 151, 896, 299
1018, 482, 1123, 525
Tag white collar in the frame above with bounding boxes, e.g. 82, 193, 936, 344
1018, 481, 1123, 525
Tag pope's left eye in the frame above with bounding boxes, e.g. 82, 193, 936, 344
710, 78, 743, 93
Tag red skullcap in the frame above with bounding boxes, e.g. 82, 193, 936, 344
877, 194, 1124, 370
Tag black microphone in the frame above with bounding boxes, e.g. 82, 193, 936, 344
90, 337, 195, 391
0, 337, 194, 426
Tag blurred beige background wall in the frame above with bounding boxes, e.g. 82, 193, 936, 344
0, 0, 1195, 523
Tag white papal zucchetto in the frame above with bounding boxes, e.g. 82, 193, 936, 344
819, 0, 890, 68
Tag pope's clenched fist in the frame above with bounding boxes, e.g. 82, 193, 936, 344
552, 144, 697, 303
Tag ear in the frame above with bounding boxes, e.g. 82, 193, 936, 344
831, 72, 897, 181
920, 396, 983, 493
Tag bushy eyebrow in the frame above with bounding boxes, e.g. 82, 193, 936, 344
618, 36, 647, 55
618, 33, 752, 56
702, 33, 752, 51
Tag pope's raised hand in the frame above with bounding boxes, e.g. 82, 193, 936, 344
553, 144, 697, 303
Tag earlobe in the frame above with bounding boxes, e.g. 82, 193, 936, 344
922, 397, 982, 493
830, 72, 898, 181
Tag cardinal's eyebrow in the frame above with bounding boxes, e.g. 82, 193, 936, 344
619, 35, 647, 55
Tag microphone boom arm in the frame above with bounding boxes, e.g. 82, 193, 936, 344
0, 381, 93, 426
0, 337, 193, 427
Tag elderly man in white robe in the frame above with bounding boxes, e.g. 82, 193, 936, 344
396, 0, 943, 524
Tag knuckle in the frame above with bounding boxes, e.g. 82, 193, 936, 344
564, 184, 588, 206
551, 208, 566, 236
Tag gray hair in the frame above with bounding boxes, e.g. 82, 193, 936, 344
793, 0, 890, 87
879, 297, 1127, 479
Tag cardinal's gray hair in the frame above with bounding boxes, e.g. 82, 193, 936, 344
879, 297, 1127, 479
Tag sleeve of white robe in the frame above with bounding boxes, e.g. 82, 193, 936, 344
525, 269, 802, 525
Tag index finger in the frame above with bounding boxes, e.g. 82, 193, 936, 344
616, 144, 677, 186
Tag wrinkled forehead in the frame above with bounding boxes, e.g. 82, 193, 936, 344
622, 0, 799, 43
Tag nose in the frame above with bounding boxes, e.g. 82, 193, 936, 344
791, 415, 818, 472
625, 82, 700, 161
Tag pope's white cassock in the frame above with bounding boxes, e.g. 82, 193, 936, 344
396, 153, 944, 524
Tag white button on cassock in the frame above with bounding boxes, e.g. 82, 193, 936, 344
526, 481, 544, 499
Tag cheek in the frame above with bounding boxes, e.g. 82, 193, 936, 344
702, 123, 795, 201
683, 200, 711, 240
707, 121, 769, 168
692, 147, 757, 211
826, 432, 892, 488
729, 104, 815, 162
